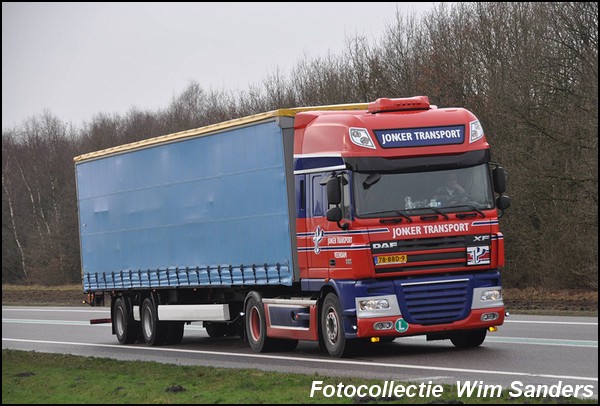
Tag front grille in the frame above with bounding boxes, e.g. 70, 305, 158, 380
394, 236, 465, 250
374, 236, 467, 274
400, 278, 470, 325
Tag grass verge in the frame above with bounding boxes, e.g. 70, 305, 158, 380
503, 288, 597, 316
2, 350, 595, 404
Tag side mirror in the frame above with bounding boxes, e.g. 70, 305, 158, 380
327, 177, 341, 205
496, 195, 511, 211
327, 207, 342, 222
327, 207, 349, 230
492, 166, 507, 194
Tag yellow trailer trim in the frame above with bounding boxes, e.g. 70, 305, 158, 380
74, 102, 368, 163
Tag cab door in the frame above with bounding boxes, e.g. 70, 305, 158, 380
305, 172, 333, 281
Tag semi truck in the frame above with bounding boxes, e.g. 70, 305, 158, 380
75, 96, 510, 357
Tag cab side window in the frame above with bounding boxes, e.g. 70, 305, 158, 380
311, 174, 326, 217
341, 173, 352, 219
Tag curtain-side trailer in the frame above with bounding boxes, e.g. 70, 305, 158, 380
75, 96, 510, 357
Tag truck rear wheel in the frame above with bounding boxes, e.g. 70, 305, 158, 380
451, 329, 487, 348
114, 297, 140, 344
245, 293, 300, 352
321, 293, 354, 358
245, 294, 275, 352
274, 339, 299, 352
141, 298, 168, 346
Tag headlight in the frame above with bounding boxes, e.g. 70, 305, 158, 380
481, 289, 502, 301
355, 294, 400, 318
469, 120, 485, 143
359, 298, 390, 311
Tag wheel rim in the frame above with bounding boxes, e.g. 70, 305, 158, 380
142, 306, 153, 338
249, 306, 261, 342
325, 307, 339, 344
115, 305, 125, 337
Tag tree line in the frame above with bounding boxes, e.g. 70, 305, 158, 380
2, 2, 597, 289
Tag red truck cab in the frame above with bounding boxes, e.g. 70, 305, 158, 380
292, 96, 509, 356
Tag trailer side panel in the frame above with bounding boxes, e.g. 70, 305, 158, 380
77, 119, 294, 291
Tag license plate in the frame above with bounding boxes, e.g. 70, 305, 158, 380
375, 254, 408, 265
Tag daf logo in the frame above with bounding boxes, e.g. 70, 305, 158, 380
372, 242, 398, 249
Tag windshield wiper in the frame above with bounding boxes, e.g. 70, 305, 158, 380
420, 207, 449, 220
446, 205, 486, 218
363, 210, 413, 223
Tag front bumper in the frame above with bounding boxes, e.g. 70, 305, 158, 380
356, 306, 505, 338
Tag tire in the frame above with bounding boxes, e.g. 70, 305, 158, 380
245, 294, 273, 352
274, 339, 299, 352
113, 297, 139, 344
141, 298, 168, 346
205, 322, 228, 338
165, 322, 185, 345
321, 293, 354, 358
451, 329, 487, 348
246, 292, 300, 352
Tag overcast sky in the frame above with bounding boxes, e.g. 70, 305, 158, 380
2, 2, 439, 131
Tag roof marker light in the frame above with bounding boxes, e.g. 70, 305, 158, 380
349, 127, 376, 149
368, 96, 430, 113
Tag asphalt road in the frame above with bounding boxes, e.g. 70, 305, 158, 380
3, 306, 598, 400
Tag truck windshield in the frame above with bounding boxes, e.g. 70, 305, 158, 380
353, 164, 495, 218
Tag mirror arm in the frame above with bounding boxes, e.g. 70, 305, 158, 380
337, 221, 349, 230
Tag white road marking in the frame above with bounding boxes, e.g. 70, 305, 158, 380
2, 338, 597, 382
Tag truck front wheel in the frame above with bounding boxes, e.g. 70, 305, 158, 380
450, 329, 487, 348
141, 298, 167, 346
321, 293, 354, 358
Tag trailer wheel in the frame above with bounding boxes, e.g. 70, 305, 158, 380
114, 297, 139, 344
226, 319, 245, 338
141, 298, 167, 346
204, 322, 227, 338
165, 322, 185, 345
451, 329, 487, 348
321, 293, 353, 358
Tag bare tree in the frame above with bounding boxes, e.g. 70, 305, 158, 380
2, 2, 597, 289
